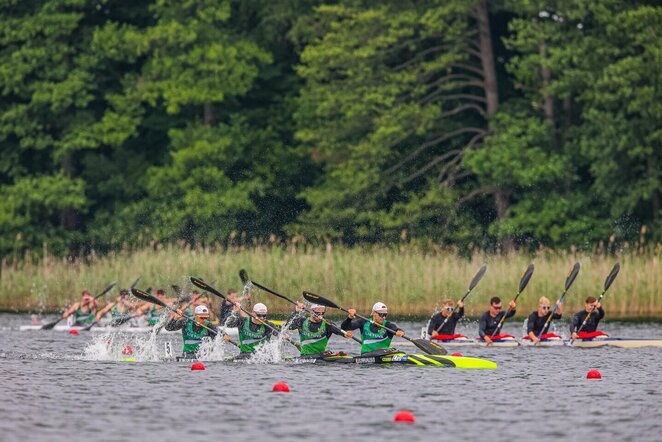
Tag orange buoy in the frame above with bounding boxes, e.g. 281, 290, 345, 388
122, 345, 133, 355
272, 382, 290, 392
394, 410, 415, 423
69, 329, 79, 335
452, 352, 463, 357
191, 362, 205, 371
586, 369, 602, 379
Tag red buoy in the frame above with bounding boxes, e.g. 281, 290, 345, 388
394, 410, 415, 423
122, 345, 133, 355
191, 362, 205, 371
69, 329, 79, 335
452, 352, 463, 357
272, 382, 290, 392
586, 369, 602, 379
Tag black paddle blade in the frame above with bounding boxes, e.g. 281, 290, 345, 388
130, 277, 141, 289
171, 285, 183, 298
94, 282, 117, 300
302, 290, 341, 310
130, 288, 166, 308
412, 338, 447, 355
565, 262, 581, 291
518, 264, 535, 293
41, 317, 63, 330
190, 276, 228, 300
468, 265, 488, 291
239, 269, 249, 285
603, 262, 620, 291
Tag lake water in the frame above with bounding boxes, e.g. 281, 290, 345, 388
2, 313, 662, 442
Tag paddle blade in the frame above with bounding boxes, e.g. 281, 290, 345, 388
239, 269, 249, 285
94, 282, 117, 299
130, 277, 141, 289
518, 264, 535, 293
412, 338, 447, 355
190, 276, 227, 300
468, 264, 488, 291
41, 317, 63, 330
171, 285, 183, 298
130, 288, 166, 308
302, 291, 341, 310
564, 262, 581, 291
603, 262, 620, 291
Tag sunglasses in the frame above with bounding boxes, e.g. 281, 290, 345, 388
492, 305, 502, 310
256, 313, 267, 318
445, 307, 455, 311
312, 311, 325, 316
376, 312, 388, 318
541, 306, 551, 310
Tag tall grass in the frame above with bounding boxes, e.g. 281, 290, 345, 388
1, 245, 660, 318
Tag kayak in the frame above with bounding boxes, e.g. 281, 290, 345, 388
567, 338, 662, 348
171, 352, 497, 369
422, 337, 662, 348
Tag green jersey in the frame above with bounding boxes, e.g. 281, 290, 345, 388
73, 305, 95, 325
299, 318, 329, 355
182, 319, 214, 353
238, 317, 269, 353
360, 320, 393, 354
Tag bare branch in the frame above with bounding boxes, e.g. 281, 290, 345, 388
401, 149, 463, 185
450, 62, 485, 77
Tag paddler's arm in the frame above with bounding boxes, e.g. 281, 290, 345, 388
505, 300, 516, 317
454, 302, 465, 319
62, 302, 80, 319
384, 321, 405, 338
427, 313, 441, 337
165, 316, 187, 331
478, 312, 492, 344
328, 322, 353, 339
595, 306, 605, 319
224, 315, 243, 328
94, 303, 114, 321
569, 312, 581, 338
340, 314, 364, 331
526, 313, 539, 343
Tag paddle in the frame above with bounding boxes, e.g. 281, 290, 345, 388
490, 263, 534, 338
534, 262, 580, 345
570, 262, 620, 344
239, 269, 361, 344
302, 290, 447, 355
42, 281, 117, 330
130, 287, 239, 348
434, 264, 487, 335
82, 277, 142, 331
190, 277, 301, 351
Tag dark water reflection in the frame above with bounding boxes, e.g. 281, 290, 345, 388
1, 314, 661, 442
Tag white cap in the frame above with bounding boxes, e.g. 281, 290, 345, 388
194, 305, 209, 315
310, 304, 325, 310
253, 303, 268, 314
372, 302, 388, 312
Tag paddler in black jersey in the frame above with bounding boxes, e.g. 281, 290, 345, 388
94, 289, 136, 326
288, 302, 354, 357
478, 296, 517, 345
224, 302, 279, 357
570, 296, 607, 339
427, 298, 465, 341
61, 290, 98, 326
340, 302, 405, 355
165, 305, 218, 358
523, 296, 562, 343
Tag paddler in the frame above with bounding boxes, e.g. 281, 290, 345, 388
224, 303, 279, 357
288, 302, 354, 356
219, 288, 250, 324
183, 290, 203, 317
137, 289, 173, 325
61, 290, 98, 326
94, 289, 136, 326
427, 298, 465, 340
523, 296, 562, 343
165, 305, 218, 358
478, 296, 517, 345
340, 302, 405, 354
570, 296, 607, 339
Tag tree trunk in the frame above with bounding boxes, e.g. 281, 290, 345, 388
475, 0, 512, 251
203, 102, 214, 126
539, 42, 557, 149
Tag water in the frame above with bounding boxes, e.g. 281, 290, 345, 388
2, 313, 662, 442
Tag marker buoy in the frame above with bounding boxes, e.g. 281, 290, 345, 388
191, 362, 205, 371
69, 329, 79, 335
452, 352, 463, 357
122, 345, 133, 355
272, 382, 290, 392
394, 410, 415, 423
586, 369, 602, 379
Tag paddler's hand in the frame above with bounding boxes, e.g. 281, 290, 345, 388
295, 301, 304, 312
223, 335, 231, 342
457, 300, 464, 308
531, 335, 539, 344
347, 308, 356, 319
343, 331, 354, 339
431, 330, 439, 337
484, 336, 493, 346
595, 302, 601, 309
571, 332, 579, 339
509, 300, 516, 309
395, 329, 405, 338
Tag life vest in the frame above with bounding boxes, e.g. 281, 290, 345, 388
182, 320, 213, 353
360, 320, 392, 354
238, 317, 268, 353
148, 305, 162, 325
299, 319, 329, 355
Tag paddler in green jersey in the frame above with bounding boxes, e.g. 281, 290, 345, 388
341, 302, 405, 354
61, 290, 98, 326
287, 302, 354, 356
165, 305, 218, 358
95, 289, 135, 326
137, 289, 174, 325
224, 303, 278, 356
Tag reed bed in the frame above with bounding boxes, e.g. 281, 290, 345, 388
1, 245, 660, 318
